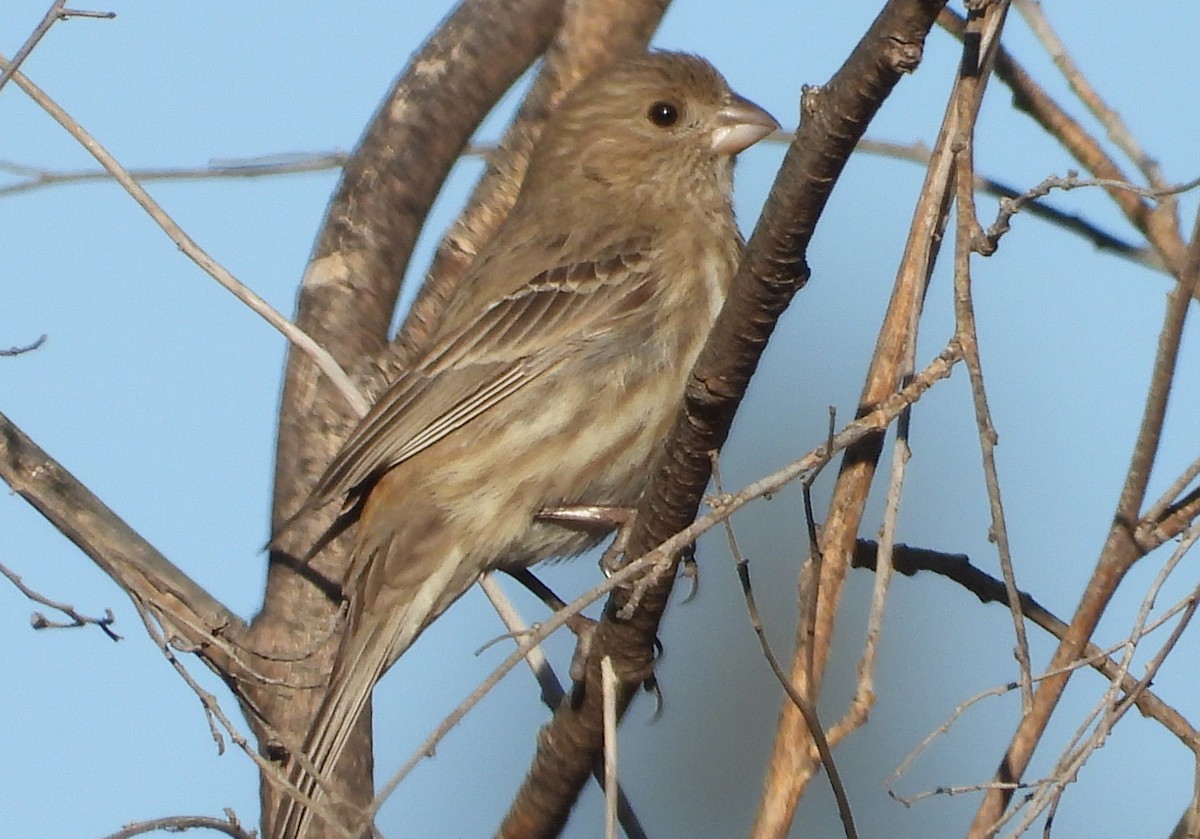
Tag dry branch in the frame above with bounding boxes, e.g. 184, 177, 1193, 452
253, 1, 569, 833
0, 410, 258, 690
496, 2, 949, 836
967, 186, 1200, 839
754, 1, 960, 831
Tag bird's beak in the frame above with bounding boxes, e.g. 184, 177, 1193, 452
710, 94, 780, 156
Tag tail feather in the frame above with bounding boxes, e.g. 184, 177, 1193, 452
272, 548, 476, 838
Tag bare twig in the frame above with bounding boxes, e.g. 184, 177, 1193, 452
854, 540, 1200, 752
1144, 454, 1200, 530
1013, 0, 1167, 190
939, 7, 1190, 273
969, 197, 1200, 832
830, 166, 927, 739
889, 621, 1189, 811
830, 386, 906, 741
752, 4, 959, 831
1, 334, 47, 356
0, 410, 245, 664
798, 408, 836, 691
99, 810, 255, 839
0, 559, 120, 640
948, 1, 1033, 711
128, 597, 357, 839
601, 655, 619, 839
712, 460, 858, 839
5, 135, 1162, 271
1014, 560, 1200, 835
477, 573, 651, 839
0, 0, 114, 96
855, 137, 1162, 270
984, 171, 1200, 252
478, 573, 561, 706
0, 152, 350, 197
0, 53, 366, 416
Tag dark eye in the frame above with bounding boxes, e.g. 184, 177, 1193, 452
647, 100, 680, 127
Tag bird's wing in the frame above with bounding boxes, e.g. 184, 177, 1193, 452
301, 238, 658, 514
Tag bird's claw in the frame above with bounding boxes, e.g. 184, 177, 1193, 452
536, 504, 637, 576
678, 545, 700, 602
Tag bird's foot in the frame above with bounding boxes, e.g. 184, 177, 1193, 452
537, 504, 636, 576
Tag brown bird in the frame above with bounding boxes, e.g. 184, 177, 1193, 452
273, 50, 777, 837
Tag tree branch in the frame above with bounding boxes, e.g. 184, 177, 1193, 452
0, 410, 246, 675
852, 540, 1200, 752
968, 184, 1200, 839
253, 1, 568, 834
499, 2, 949, 836
752, 0, 955, 832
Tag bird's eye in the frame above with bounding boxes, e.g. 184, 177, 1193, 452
647, 100, 680, 128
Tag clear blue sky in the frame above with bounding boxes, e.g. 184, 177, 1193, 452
3, 3, 1198, 837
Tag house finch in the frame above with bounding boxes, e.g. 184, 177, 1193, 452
274, 50, 777, 837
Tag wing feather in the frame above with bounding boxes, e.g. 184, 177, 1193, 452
297, 240, 658, 518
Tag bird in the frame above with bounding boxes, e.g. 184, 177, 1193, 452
271, 50, 778, 837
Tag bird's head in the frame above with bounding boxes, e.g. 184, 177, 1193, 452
522, 51, 779, 219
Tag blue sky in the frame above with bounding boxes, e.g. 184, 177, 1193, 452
3, 3, 1199, 837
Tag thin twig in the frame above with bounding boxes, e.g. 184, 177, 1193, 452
855, 137, 1162, 270
798, 408, 836, 686
754, 5, 964, 827
889, 633, 1170, 807
984, 171, 1200, 252
1, 334, 47, 356
855, 540, 1200, 752
1006, 531, 1200, 836
0, 53, 367, 416
129, 598, 358, 839
4, 132, 1163, 275
0, 560, 121, 640
1013, 0, 1167, 190
601, 655, 619, 839
712, 459, 858, 839
0, 0, 113, 96
0, 152, 350, 197
99, 810, 254, 839
1144, 454, 1200, 528
949, 0, 1033, 710
478, 573, 562, 706
838, 223, 922, 738
971, 189, 1198, 829
477, 574, 650, 839
939, 6, 1189, 274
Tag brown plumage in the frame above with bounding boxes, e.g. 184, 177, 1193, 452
273, 51, 777, 837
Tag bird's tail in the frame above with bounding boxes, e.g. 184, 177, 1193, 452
271, 544, 477, 838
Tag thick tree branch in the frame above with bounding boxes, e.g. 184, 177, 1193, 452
0, 410, 246, 676
257, 1, 672, 835
499, 2, 948, 836
253, 1, 567, 835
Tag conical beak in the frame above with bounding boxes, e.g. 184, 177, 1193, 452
710, 93, 780, 155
